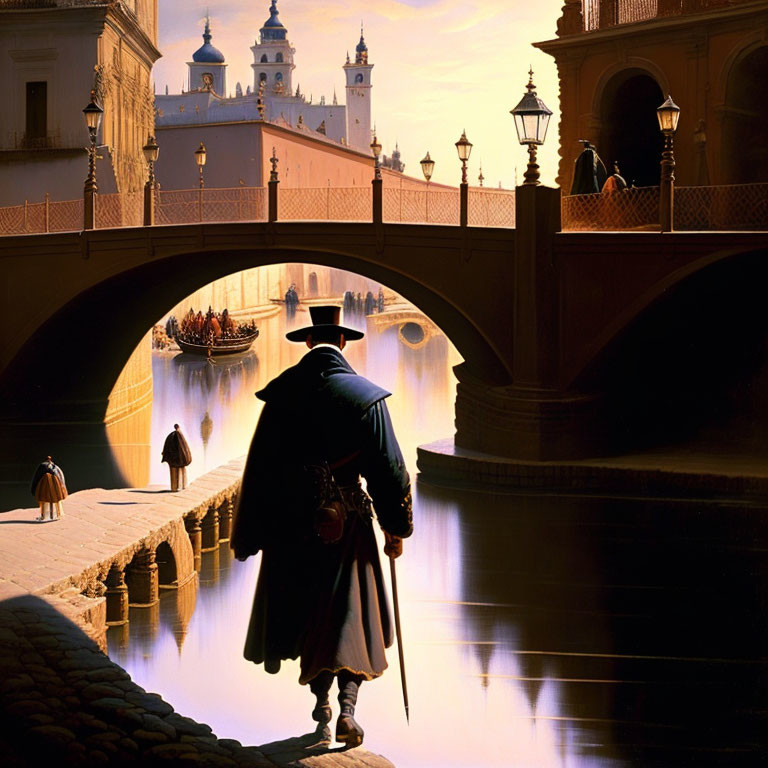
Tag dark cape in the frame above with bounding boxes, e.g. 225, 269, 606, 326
30, 461, 67, 502
231, 346, 412, 684
571, 143, 608, 194
161, 429, 192, 467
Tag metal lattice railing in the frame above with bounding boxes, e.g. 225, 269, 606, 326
676, 183, 768, 231
469, 189, 516, 228
561, 186, 660, 231
156, 187, 267, 225
582, 0, 738, 31
96, 192, 143, 229
279, 187, 371, 221
561, 183, 768, 231
382, 188, 462, 225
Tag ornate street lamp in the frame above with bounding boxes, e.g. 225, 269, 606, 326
82, 91, 104, 230
420, 151, 435, 182
455, 131, 472, 227
657, 95, 681, 232
510, 69, 552, 186
455, 130, 472, 184
142, 135, 159, 226
370, 130, 382, 180
194, 141, 207, 189
420, 151, 435, 222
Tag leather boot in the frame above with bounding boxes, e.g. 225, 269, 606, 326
335, 671, 364, 747
309, 671, 333, 742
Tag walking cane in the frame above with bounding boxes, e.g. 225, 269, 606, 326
389, 556, 410, 723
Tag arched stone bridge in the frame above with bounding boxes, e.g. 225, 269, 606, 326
2, 186, 768, 474
367, 306, 443, 350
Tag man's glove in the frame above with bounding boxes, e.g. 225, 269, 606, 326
383, 531, 403, 559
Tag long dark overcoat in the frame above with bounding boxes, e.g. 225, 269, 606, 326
230, 346, 412, 684
161, 429, 192, 468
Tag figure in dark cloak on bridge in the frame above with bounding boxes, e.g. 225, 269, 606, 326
377, 287, 384, 314
162, 424, 192, 491
30, 456, 67, 522
230, 305, 413, 748
364, 291, 375, 316
571, 139, 608, 194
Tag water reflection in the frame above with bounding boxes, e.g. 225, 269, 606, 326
110, 302, 766, 767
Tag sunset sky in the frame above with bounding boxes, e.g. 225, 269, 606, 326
153, 0, 564, 188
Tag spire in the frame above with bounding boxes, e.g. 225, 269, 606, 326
261, 0, 287, 40
333, 88, 338, 105
355, 23, 369, 64
203, 11, 211, 45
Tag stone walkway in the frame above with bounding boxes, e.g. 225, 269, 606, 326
0, 466, 394, 767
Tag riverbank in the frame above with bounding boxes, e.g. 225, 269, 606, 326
418, 437, 768, 503
0, 463, 394, 768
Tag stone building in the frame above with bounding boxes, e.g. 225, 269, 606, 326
0, 0, 160, 206
536, 0, 768, 189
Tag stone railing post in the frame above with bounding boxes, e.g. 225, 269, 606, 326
44, 192, 50, 233
557, 0, 584, 35
105, 563, 129, 625
372, 177, 383, 225
143, 181, 155, 227
218, 497, 233, 542
201, 506, 220, 552
126, 548, 159, 607
185, 514, 202, 571
460, 182, 469, 227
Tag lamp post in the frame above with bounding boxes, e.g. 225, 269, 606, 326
142, 135, 159, 226
455, 130, 472, 227
194, 141, 207, 189
657, 95, 681, 233
82, 91, 104, 230
510, 69, 552, 186
371, 130, 383, 224
420, 151, 435, 222
194, 141, 206, 222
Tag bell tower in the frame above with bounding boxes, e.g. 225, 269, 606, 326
251, 0, 295, 96
344, 26, 373, 152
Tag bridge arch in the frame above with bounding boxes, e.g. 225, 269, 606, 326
573, 246, 768, 453
0, 227, 512, 496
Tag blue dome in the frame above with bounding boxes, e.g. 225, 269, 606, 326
263, 0, 284, 28
356, 36, 367, 54
260, 0, 287, 41
193, 19, 225, 63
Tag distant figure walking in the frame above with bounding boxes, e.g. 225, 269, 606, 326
285, 284, 300, 321
30, 456, 67, 522
364, 291, 375, 316
162, 424, 192, 491
377, 287, 384, 314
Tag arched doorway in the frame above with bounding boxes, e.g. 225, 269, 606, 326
599, 69, 664, 187
722, 46, 768, 184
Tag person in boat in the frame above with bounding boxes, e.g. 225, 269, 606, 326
221, 308, 235, 336
570, 139, 608, 195
30, 456, 67, 521
161, 424, 192, 491
231, 305, 413, 748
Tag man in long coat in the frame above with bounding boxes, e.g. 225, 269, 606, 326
161, 424, 192, 491
231, 305, 413, 748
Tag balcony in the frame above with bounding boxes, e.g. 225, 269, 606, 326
577, 0, 751, 33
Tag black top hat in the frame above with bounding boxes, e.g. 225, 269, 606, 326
285, 305, 364, 342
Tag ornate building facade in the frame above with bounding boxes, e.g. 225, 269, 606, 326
0, 0, 160, 205
536, 0, 768, 189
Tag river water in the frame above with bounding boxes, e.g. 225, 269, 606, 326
107, 300, 766, 767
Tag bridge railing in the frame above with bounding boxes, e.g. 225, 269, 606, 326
0, 184, 516, 234
561, 182, 768, 231
581, 0, 740, 32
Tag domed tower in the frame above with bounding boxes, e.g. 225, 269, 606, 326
188, 15, 227, 96
251, 0, 295, 95
344, 25, 373, 152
